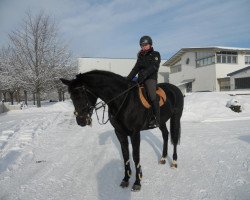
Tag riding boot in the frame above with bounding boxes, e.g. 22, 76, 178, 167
151, 99, 160, 127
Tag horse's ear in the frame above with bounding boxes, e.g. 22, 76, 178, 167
60, 78, 71, 86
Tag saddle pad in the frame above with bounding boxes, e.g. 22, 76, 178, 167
139, 86, 167, 109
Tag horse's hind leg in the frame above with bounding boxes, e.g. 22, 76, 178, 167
170, 111, 182, 168
115, 129, 131, 188
130, 132, 142, 191
171, 145, 178, 168
159, 123, 169, 164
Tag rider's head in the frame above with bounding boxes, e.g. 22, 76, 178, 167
139, 35, 152, 51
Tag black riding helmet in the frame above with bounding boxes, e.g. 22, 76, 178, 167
139, 35, 153, 46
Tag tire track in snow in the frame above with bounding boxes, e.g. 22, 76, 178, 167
0, 112, 64, 173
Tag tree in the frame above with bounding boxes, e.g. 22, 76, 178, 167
0, 46, 21, 105
8, 11, 75, 107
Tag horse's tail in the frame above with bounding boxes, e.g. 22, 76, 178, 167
158, 82, 183, 145
170, 109, 182, 145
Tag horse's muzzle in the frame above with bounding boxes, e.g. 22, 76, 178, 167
76, 115, 92, 127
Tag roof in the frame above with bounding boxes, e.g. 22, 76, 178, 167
177, 79, 195, 86
227, 66, 250, 76
163, 46, 250, 66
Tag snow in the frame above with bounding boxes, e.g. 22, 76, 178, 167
182, 92, 250, 122
226, 98, 241, 107
0, 93, 250, 200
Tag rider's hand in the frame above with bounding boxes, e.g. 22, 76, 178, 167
137, 73, 145, 83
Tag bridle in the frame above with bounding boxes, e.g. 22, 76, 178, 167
73, 86, 96, 125
73, 82, 139, 125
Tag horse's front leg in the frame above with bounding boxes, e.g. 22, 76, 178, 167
115, 130, 131, 188
130, 132, 142, 191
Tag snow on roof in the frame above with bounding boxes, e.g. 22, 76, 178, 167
163, 46, 250, 66
183, 46, 250, 51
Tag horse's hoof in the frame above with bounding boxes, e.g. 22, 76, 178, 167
120, 181, 129, 188
159, 158, 166, 164
131, 184, 141, 191
171, 160, 177, 168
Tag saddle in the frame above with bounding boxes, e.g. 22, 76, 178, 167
138, 86, 167, 109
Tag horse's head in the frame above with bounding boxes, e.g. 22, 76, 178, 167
60, 78, 97, 127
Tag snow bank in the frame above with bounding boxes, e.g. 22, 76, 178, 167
48, 101, 74, 112
182, 92, 250, 122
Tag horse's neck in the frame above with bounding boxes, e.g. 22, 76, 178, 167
94, 86, 124, 102
85, 75, 127, 103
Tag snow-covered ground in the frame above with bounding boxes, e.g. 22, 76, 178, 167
0, 92, 249, 200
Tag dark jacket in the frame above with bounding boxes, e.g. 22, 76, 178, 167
128, 47, 161, 81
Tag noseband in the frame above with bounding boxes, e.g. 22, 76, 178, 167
74, 86, 95, 124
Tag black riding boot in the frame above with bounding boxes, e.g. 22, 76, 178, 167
150, 100, 160, 127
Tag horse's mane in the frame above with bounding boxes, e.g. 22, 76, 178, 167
75, 70, 127, 84
67, 70, 129, 92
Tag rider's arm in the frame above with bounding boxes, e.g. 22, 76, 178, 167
127, 56, 141, 80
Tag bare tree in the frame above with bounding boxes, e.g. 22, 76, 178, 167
8, 11, 74, 107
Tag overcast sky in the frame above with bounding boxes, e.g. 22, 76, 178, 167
0, 0, 249, 59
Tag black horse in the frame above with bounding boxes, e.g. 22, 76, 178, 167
61, 70, 183, 191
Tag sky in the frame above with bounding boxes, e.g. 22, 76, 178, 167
0, 0, 250, 59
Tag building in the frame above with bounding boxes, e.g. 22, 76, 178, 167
78, 57, 169, 83
227, 66, 250, 90
163, 47, 250, 93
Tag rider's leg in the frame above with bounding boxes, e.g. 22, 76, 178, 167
144, 79, 160, 126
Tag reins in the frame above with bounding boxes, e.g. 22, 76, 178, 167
75, 82, 140, 125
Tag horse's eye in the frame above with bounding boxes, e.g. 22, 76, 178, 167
74, 111, 78, 116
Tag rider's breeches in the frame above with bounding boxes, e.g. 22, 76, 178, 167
144, 79, 157, 102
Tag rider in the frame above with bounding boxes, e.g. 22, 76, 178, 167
127, 35, 161, 127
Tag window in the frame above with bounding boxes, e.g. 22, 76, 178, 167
196, 52, 214, 59
212, 56, 215, 63
232, 56, 237, 63
196, 51, 215, 68
208, 57, 212, 64
216, 51, 238, 64
196, 60, 201, 67
222, 55, 226, 63
217, 55, 221, 63
245, 56, 250, 64
170, 64, 182, 74
186, 58, 190, 65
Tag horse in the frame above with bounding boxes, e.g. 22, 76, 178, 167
60, 70, 184, 191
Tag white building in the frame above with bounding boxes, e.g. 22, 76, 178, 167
163, 47, 250, 94
227, 66, 250, 90
78, 57, 169, 83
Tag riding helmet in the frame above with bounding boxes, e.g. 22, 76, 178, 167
139, 35, 153, 46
